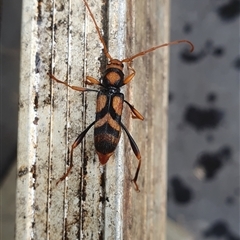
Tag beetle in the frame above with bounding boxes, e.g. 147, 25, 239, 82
49, 0, 194, 191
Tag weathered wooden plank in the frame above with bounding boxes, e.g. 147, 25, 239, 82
16, 0, 168, 239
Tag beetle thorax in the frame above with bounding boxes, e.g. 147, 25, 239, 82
102, 59, 125, 88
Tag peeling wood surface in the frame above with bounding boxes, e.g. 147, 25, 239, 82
16, 0, 168, 239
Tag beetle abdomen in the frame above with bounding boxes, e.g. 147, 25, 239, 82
94, 91, 124, 164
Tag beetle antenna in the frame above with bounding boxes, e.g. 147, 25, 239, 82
122, 40, 194, 63
83, 0, 113, 60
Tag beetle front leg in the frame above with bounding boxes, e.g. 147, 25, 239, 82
85, 76, 103, 86
56, 121, 96, 185
123, 62, 136, 85
48, 73, 98, 92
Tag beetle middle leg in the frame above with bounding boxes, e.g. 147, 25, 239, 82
120, 122, 141, 192
56, 121, 96, 185
124, 100, 144, 120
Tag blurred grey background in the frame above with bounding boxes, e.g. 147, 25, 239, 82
1, 0, 22, 238
168, 0, 239, 239
1, 0, 239, 239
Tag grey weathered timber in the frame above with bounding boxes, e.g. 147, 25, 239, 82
16, 0, 168, 239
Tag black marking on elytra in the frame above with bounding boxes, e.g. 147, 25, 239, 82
94, 123, 120, 139
95, 105, 121, 123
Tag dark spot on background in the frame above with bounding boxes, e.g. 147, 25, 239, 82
180, 49, 206, 63
225, 196, 235, 205
180, 41, 224, 63
217, 0, 240, 21
206, 134, 214, 142
203, 220, 228, 238
183, 23, 192, 34
212, 46, 225, 57
195, 146, 231, 180
204, 40, 225, 57
225, 187, 240, 205
169, 92, 174, 103
233, 56, 240, 70
180, 40, 219, 63
203, 220, 240, 240
169, 176, 193, 204
206, 92, 217, 103
184, 105, 223, 131
205, 39, 214, 48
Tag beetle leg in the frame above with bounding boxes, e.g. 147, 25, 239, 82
85, 76, 102, 86
124, 100, 144, 120
48, 73, 98, 92
120, 122, 141, 192
56, 121, 96, 185
123, 63, 136, 85
123, 72, 135, 85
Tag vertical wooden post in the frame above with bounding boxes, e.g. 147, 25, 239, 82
122, 1, 169, 239
16, 0, 168, 239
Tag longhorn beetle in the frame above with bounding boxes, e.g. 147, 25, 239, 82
49, 0, 194, 191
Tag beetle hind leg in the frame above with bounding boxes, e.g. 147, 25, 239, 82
56, 121, 96, 185
120, 122, 141, 192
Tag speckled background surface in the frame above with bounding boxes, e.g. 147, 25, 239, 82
168, 0, 240, 239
